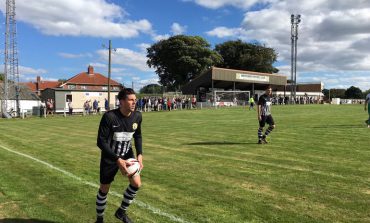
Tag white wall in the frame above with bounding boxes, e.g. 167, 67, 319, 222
0, 99, 40, 114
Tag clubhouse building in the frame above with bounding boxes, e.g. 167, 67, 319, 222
181, 67, 323, 104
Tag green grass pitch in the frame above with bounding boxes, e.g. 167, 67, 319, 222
0, 104, 369, 223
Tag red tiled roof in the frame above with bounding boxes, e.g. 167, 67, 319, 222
21, 81, 61, 92
65, 72, 120, 86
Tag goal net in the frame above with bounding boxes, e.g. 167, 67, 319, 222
206, 91, 250, 107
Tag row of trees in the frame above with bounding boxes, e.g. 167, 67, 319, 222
322, 86, 370, 100
146, 35, 279, 90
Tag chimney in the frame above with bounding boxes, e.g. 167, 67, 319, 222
36, 76, 41, 93
88, 65, 94, 75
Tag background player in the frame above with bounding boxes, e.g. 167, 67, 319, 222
257, 86, 275, 144
365, 92, 370, 128
95, 88, 143, 223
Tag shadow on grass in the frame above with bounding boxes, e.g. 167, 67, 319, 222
186, 141, 256, 145
0, 219, 57, 223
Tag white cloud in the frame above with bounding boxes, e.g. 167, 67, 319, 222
206, 27, 246, 38
183, 0, 267, 10
298, 71, 370, 90
133, 77, 160, 91
111, 67, 127, 73
97, 48, 154, 72
88, 62, 106, 68
23, 76, 58, 82
171, 23, 187, 35
0, 0, 152, 38
59, 52, 92, 59
150, 23, 187, 42
152, 33, 171, 42
19, 66, 48, 76
1, 65, 52, 82
136, 43, 151, 53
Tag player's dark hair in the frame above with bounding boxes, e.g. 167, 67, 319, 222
118, 88, 136, 100
265, 85, 272, 90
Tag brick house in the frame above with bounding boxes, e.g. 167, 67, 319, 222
26, 65, 123, 113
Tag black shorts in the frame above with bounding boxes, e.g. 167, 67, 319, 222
259, 115, 275, 127
100, 150, 134, 184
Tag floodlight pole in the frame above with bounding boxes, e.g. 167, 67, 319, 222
290, 14, 301, 104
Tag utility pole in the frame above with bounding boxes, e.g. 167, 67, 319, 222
290, 14, 301, 104
1, 0, 20, 117
102, 40, 116, 110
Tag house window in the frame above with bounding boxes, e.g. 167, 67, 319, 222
102, 86, 108, 90
68, 85, 76, 90
113, 87, 119, 90
81, 85, 87, 90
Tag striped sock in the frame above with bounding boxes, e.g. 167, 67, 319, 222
258, 127, 263, 139
264, 126, 274, 137
96, 189, 108, 218
120, 184, 139, 212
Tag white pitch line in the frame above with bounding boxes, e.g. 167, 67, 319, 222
0, 144, 191, 223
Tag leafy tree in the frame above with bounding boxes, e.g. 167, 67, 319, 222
147, 35, 222, 89
0, 73, 4, 81
214, 40, 279, 73
58, 78, 67, 83
329, 89, 346, 98
345, 86, 363, 99
322, 89, 329, 100
363, 89, 370, 98
139, 84, 162, 94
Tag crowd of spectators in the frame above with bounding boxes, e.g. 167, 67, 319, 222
135, 96, 197, 112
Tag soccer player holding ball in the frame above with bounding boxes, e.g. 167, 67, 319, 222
257, 86, 275, 144
95, 88, 143, 223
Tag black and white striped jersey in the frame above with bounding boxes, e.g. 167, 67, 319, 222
258, 94, 272, 116
97, 109, 142, 162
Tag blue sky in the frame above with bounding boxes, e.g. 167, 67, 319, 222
0, 0, 369, 91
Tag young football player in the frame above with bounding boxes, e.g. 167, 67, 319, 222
95, 88, 143, 223
257, 86, 276, 144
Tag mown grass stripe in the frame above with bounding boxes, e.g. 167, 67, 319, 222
0, 143, 191, 223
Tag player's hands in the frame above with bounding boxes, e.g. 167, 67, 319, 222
116, 158, 129, 176
137, 154, 144, 171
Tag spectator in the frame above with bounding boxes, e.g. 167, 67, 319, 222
68, 99, 73, 116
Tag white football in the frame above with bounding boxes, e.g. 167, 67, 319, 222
126, 158, 140, 177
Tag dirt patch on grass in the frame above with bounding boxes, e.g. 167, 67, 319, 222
0, 201, 21, 218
